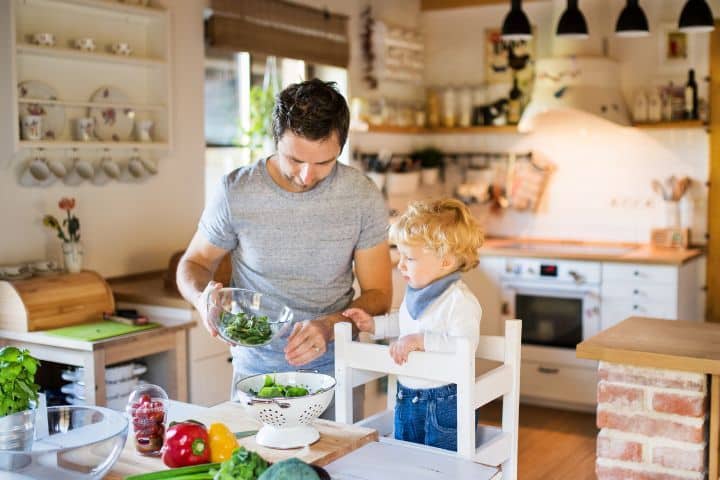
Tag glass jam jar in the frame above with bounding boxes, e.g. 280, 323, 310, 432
126, 384, 168, 456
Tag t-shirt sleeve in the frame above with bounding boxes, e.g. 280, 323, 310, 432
357, 178, 388, 250
198, 175, 238, 251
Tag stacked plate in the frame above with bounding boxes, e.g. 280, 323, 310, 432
62, 362, 147, 411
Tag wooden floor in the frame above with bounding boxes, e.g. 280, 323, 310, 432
479, 401, 598, 480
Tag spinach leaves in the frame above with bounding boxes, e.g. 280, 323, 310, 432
220, 311, 272, 345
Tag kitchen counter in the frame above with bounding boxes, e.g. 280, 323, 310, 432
107, 400, 379, 479
109, 271, 191, 310
482, 237, 703, 265
577, 317, 720, 480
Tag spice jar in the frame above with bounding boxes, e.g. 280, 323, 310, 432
126, 383, 168, 456
426, 89, 440, 128
442, 87, 456, 128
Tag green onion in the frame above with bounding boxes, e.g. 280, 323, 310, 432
124, 462, 221, 480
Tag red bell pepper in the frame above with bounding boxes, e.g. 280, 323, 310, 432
161, 420, 210, 468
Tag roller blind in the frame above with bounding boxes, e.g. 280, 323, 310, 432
206, 0, 350, 67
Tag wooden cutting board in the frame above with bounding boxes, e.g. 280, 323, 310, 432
106, 401, 378, 479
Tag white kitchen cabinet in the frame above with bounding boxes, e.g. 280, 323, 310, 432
117, 302, 232, 407
600, 259, 702, 330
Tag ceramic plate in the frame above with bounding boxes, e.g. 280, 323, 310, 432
18, 80, 66, 140
88, 86, 135, 142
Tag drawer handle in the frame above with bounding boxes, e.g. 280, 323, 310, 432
633, 305, 639, 310
538, 366, 559, 375
633, 270, 640, 276
633, 289, 639, 295
227, 357, 233, 363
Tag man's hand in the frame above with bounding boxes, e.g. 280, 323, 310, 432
196, 281, 223, 337
284, 318, 333, 366
341, 308, 375, 334
389, 333, 424, 365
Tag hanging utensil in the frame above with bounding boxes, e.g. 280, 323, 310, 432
651, 179, 666, 200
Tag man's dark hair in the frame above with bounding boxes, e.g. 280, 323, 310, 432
271, 78, 350, 150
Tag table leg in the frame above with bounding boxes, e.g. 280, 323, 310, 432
710, 375, 719, 480
83, 350, 106, 406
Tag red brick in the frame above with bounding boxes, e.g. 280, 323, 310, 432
598, 381, 644, 410
597, 434, 643, 462
652, 445, 706, 472
597, 410, 703, 443
597, 464, 702, 480
598, 365, 704, 392
652, 392, 706, 418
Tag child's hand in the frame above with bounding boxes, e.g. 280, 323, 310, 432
342, 307, 375, 334
389, 334, 424, 365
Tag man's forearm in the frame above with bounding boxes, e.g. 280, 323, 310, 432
323, 288, 392, 340
177, 257, 215, 310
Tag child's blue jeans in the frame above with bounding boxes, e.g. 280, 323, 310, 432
394, 382, 461, 451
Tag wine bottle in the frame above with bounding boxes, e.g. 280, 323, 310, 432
507, 75, 522, 125
684, 69, 698, 120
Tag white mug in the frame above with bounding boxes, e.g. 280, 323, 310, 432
136, 120, 154, 142
21, 115, 43, 141
74, 37, 95, 52
32, 32, 55, 47
74, 117, 95, 142
111, 42, 132, 56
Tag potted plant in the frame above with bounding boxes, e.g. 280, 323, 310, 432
43, 197, 82, 273
385, 154, 422, 196
0, 346, 40, 460
412, 147, 444, 186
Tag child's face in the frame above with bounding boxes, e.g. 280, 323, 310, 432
396, 242, 456, 289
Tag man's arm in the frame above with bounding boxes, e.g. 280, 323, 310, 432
176, 231, 230, 327
284, 240, 393, 366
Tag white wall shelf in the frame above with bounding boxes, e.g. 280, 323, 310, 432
17, 44, 167, 68
19, 97, 167, 112
23, 0, 166, 21
19, 140, 169, 150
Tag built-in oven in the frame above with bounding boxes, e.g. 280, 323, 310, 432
500, 258, 602, 349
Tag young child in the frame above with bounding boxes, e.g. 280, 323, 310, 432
343, 198, 484, 452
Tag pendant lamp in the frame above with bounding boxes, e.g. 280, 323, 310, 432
502, 0, 532, 41
556, 0, 589, 39
615, 0, 650, 37
678, 0, 715, 33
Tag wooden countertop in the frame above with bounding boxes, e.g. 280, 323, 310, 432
576, 316, 720, 374
482, 237, 704, 265
107, 400, 378, 479
109, 271, 192, 310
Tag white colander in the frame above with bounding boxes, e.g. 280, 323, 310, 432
232, 371, 336, 449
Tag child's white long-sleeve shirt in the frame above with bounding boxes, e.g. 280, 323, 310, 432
373, 279, 482, 389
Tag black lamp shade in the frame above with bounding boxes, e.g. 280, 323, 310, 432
616, 0, 650, 37
557, 0, 589, 39
679, 0, 715, 33
502, 0, 532, 40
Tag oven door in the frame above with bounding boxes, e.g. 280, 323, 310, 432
501, 281, 600, 349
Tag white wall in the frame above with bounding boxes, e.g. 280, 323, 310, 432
0, 0, 206, 277
351, 0, 714, 244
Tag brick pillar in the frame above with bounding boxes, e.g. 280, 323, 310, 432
595, 362, 708, 480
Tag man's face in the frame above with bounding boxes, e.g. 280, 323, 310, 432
273, 131, 341, 192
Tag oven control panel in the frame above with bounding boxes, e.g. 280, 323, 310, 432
501, 258, 602, 285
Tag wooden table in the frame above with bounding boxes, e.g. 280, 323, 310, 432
577, 316, 720, 480
0, 315, 194, 405
107, 400, 379, 479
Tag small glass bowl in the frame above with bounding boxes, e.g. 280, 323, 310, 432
126, 384, 168, 456
208, 288, 295, 348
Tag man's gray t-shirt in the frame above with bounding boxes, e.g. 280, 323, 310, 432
199, 157, 388, 378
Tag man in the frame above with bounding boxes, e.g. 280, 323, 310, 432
177, 79, 392, 414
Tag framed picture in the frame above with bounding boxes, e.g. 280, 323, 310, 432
485, 28, 535, 88
657, 23, 695, 75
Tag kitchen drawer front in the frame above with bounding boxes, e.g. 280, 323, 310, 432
521, 360, 597, 406
601, 301, 677, 330
602, 263, 677, 285
189, 313, 231, 360
189, 353, 234, 407
601, 282, 677, 304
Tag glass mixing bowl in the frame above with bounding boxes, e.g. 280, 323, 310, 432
208, 288, 295, 347
0, 405, 128, 479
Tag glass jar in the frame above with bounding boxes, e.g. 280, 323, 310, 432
426, 89, 440, 128
126, 384, 169, 456
442, 87, 456, 128
458, 87, 473, 127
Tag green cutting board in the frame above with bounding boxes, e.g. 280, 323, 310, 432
44, 320, 160, 341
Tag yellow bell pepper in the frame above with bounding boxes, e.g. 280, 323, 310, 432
208, 422, 239, 463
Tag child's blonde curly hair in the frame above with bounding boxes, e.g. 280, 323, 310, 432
389, 198, 484, 272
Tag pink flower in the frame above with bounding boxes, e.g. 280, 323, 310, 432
58, 198, 75, 211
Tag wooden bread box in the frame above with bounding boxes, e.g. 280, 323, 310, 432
0, 270, 114, 332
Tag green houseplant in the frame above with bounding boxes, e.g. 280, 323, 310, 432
412, 147, 444, 186
0, 346, 40, 457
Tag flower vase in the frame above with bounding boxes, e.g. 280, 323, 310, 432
62, 242, 83, 273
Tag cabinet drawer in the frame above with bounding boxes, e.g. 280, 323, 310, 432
189, 353, 234, 407
601, 301, 676, 330
601, 282, 677, 304
521, 360, 597, 406
602, 263, 677, 285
